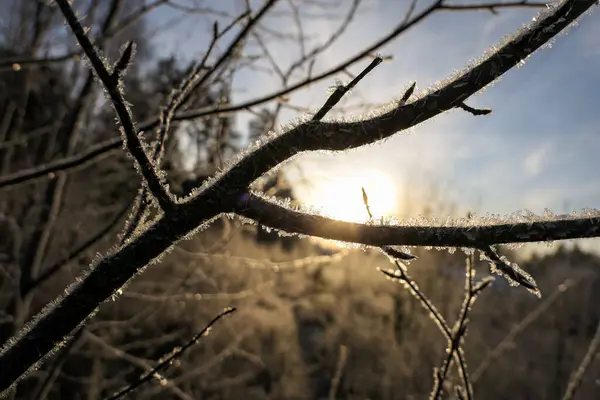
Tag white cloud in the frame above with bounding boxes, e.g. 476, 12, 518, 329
520, 178, 600, 213
523, 143, 552, 178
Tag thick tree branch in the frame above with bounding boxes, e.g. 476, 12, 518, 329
234, 193, 600, 247
0, 0, 596, 394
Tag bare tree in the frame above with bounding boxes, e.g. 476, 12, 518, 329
0, 0, 598, 398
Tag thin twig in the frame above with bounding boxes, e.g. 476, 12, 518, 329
106, 308, 236, 400
313, 57, 382, 121
119, 7, 255, 242
328, 345, 348, 400
479, 245, 540, 296
0, 138, 120, 190
155, 0, 548, 125
471, 278, 580, 382
381, 265, 474, 398
430, 255, 481, 400
561, 318, 600, 400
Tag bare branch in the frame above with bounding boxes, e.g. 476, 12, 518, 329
0, 138, 120, 190
154, 0, 549, 124
54, 0, 174, 212
430, 255, 485, 400
471, 277, 580, 382
561, 318, 600, 400
0, 0, 550, 188
194, 0, 593, 194
312, 57, 383, 120
234, 193, 600, 246
107, 307, 236, 400
0, 0, 596, 394
381, 263, 474, 397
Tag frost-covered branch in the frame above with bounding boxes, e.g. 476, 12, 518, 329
186, 0, 593, 195
106, 307, 236, 400
55, 0, 175, 212
561, 318, 600, 400
0, 0, 597, 395
0, 0, 549, 189
120, 7, 254, 243
159, 0, 550, 125
234, 193, 600, 247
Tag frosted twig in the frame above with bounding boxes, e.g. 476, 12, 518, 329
313, 57, 383, 121
111, 41, 135, 79
54, 0, 174, 212
362, 186, 417, 261
85, 331, 193, 400
430, 255, 486, 400
471, 278, 580, 382
561, 318, 600, 400
106, 307, 236, 400
381, 265, 473, 397
120, 7, 254, 243
0, 0, 596, 394
479, 245, 540, 296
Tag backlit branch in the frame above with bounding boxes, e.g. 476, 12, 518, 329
234, 193, 600, 246
0, 0, 550, 189
159, 0, 549, 125
0, 0, 596, 395
187, 0, 590, 195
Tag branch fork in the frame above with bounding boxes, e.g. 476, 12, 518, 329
0, 0, 598, 394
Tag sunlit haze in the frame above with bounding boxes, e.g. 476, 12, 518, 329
302, 168, 399, 223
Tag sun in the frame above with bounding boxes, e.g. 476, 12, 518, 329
311, 168, 399, 222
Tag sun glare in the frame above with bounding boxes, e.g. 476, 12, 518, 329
312, 169, 399, 222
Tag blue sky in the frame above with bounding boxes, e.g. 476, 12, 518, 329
145, 0, 600, 255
